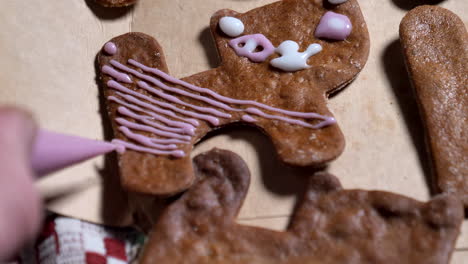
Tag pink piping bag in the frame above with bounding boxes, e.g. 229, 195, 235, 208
31, 129, 117, 176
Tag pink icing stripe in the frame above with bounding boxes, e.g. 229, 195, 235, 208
102, 65, 132, 83
112, 139, 185, 158
111, 93, 199, 127
241, 114, 257, 123
115, 118, 188, 144
127, 59, 335, 121
105, 56, 337, 158
117, 107, 191, 141
108, 95, 196, 134
137, 81, 231, 119
245, 108, 334, 129
107, 80, 219, 125
228, 34, 275, 62
109, 61, 235, 112
117, 106, 192, 136
125, 59, 334, 125
118, 126, 178, 150
111, 58, 333, 123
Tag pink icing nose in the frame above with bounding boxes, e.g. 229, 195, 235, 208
228, 34, 275, 62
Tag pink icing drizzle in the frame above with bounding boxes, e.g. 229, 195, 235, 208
125, 59, 335, 121
118, 126, 178, 150
103, 42, 117, 55
245, 108, 334, 129
110, 93, 199, 127
108, 95, 196, 134
102, 65, 132, 83
112, 139, 185, 158
104, 57, 336, 158
107, 80, 219, 125
110, 60, 234, 112
137, 81, 231, 119
117, 107, 192, 139
228, 34, 275, 62
241, 114, 257, 123
116, 119, 188, 144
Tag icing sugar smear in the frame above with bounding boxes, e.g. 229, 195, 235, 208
104, 59, 336, 158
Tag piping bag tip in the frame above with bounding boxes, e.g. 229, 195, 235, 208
31, 129, 117, 177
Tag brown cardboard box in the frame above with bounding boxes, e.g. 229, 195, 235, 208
0, 0, 466, 261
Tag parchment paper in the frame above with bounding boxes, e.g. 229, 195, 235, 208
0, 0, 466, 260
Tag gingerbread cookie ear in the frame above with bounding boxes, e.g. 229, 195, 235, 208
190, 148, 251, 219
210, 9, 243, 63
288, 172, 342, 231
314, 0, 370, 95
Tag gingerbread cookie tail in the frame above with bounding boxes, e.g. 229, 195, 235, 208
191, 148, 251, 219
399, 6, 468, 207
288, 172, 342, 232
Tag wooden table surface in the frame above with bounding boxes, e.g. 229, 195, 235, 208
0, 0, 466, 262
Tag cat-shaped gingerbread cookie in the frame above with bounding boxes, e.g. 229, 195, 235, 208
97, 0, 370, 195
140, 149, 463, 264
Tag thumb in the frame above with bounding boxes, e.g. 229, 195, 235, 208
0, 107, 42, 261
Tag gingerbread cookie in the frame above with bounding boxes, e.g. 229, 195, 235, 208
138, 148, 463, 264
400, 6, 468, 206
93, 0, 136, 7
97, 0, 370, 195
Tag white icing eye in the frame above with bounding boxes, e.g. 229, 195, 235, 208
219, 16, 245, 37
328, 0, 348, 4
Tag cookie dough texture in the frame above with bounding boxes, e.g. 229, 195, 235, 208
139, 149, 463, 264
400, 6, 468, 206
97, 0, 370, 196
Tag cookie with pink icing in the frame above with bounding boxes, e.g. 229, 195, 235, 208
97, 0, 369, 196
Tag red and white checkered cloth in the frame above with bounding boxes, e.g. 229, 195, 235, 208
17, 214, 144, 264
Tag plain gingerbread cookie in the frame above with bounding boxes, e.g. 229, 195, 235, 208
139, 149, 463, 264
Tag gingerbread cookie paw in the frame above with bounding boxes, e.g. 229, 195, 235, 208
399, 6, 468, 207
98, 33, 196, 195
97, 0, 369, 195
138, 149, 463, 264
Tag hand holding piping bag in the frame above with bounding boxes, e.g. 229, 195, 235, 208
0, 106, 118, 261
31, 127, 118, 177
0, 107, 42, 261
